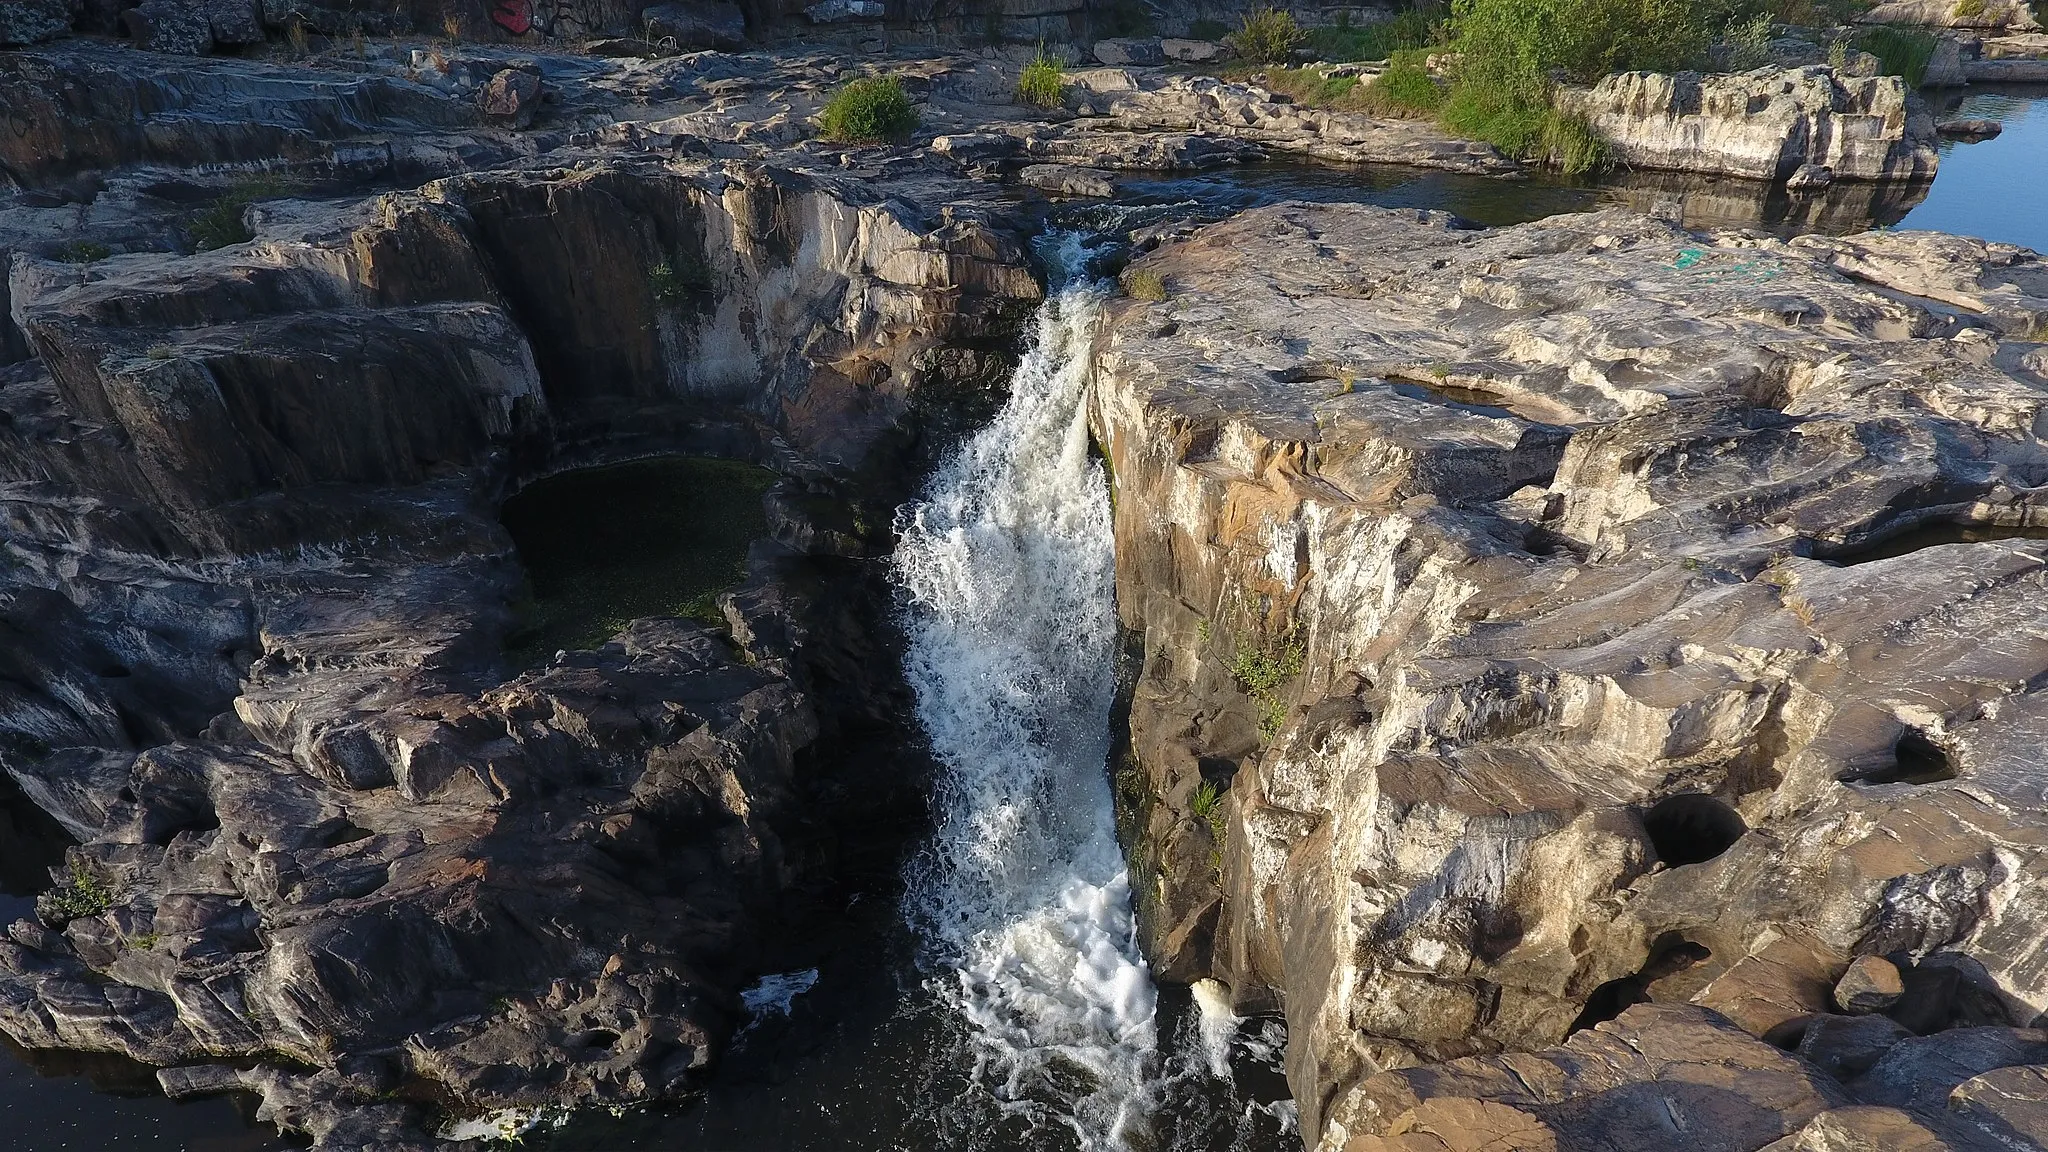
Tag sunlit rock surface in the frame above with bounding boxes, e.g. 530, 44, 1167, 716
1092, 202, 2048, 1149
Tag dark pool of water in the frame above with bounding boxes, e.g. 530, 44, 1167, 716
499, 455, 776, 665
1900, 85, 2048, 254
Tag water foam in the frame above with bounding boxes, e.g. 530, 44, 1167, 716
892, 232, 1160, 1149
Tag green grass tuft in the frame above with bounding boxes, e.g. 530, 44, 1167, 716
56, 240, 111, 263
187, 174, 294, 252
1855, 25, 1938, 87
1018, 51, 1066, 108
818, 76, 919, 144
1122, 268, 1168, 301
43, 861, 114, 922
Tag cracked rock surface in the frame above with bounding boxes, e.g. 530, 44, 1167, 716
1092, 201, 2048, 1150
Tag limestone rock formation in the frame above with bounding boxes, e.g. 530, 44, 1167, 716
1559, 66, 1940, 183
1092, 202, 2048, 1149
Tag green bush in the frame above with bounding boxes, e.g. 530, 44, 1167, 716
1189, 16, 1231, 39
42, 861, 113, 922
1231, 634, 1304, 740
1018, 52, 1066, 108
1258, 54, 1443, 117
1449, 0, 1712, 88
1723, 11, 1776, 70
1855, 25, 1937, 86
817, 76, 919, 143
1227, 7, 1306, 63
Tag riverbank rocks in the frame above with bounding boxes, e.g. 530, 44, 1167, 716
1091, 201, 2048, 1148
1559, 66, 1940, 183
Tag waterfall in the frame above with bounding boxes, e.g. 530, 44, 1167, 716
891, 232, 1159, 1149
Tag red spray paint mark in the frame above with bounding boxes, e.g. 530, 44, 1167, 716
490, 0, 532, 34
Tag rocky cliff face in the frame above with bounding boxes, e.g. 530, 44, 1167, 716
1559, 66, 1940, 184
1094, 203, 2048, 1149
0, 40, 1042, 1148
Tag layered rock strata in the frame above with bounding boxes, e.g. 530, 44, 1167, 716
1559, 65, 1940, 183
0, 38, 1043, 1149
1094, 203, 2048, 1149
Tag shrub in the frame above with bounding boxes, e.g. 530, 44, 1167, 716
1362, 51, 1445, 115
1449, 0, 1712, 87
1227, 7, 1306, 64
1189, 16, 1231, 40
1018, 52, 1066, 108
1723, 12, 1777, 70
42, 862, 113, 922
1122, 268, 1168, 300
1305, 7, 1441, 61
1855, 25, 1937, 86
1258, 55, 1444, 116
1952, 0, 1988, 17
1231, 633, 1304, 740
817, 76, 919, 143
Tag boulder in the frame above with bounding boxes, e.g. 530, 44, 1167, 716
1787, 162, 1835, 190
1937, 118, 2004, 139
1015, 163, 1114, 197
200, 0, 263, 44
640, 1, 746, 49
1836, 956, 1906, 1014
121, 0, 215, 53
1161, 37, 1226, 62
1557, 66, 1940, 182
0, 0, 71, 45
803, 0, 882, 21
1094, 37, 1166, 66
1795, 1014, 1913, 1080
476, 66, 543, 128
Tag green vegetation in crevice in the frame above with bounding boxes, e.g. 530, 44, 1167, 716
1258, 50, 1445, 118
55, 240, 111, 264
1305, 7, 1442, 61
499, 456, 775, 667
42, 861, 114, 922
1231, 631, 1305, 741
1190, 779, 1227, 844
817, 76, 919, 143
1854, 25, 1938, 86
186, 174, 295, 252
1188, 16, 1231, 40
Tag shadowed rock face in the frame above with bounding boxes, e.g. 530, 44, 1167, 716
0, 39, 1045, 1149
1091, 202, 2048, 1149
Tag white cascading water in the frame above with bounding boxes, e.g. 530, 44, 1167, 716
892, 232, 1161, 1149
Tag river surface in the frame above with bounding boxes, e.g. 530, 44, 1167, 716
4, 85, 2046, 1152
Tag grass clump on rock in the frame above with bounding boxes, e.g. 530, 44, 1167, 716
818, 76, 919, 143
187, 173, 294, 252
1018, 51, 1066, 108
41, 861, 113, 922
1855, 25, 1938, 86
1122, 268, 1168, 301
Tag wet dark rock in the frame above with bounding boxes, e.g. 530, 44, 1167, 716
121, 0, 215, 54
1938, 118, 2005, 140
0, 0, 71, 45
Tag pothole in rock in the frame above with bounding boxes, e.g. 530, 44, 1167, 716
1569, 935, 1715, 1035
1838, 728, 1960, 787
499, 456, 776, 666
1813, 520, 2048, 565
1641, 793, 1747, 867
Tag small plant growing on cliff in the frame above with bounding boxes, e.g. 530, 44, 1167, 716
42, 861, 113, 922
187, 174, 291, 252
285, 17, 310, 59
1228, 7, 1306, 64
145, 344, 176, 360
818, 76, 919, 144
1952, 0, 1988, 18
1018, 50, 1066, 109
56, 240, 111, 263
1232, 632, 1305, 740
1122, 268, 1168, 301
1190, 779, 1229, 842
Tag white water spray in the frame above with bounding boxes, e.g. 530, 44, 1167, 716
893, 233, 1160, 1149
